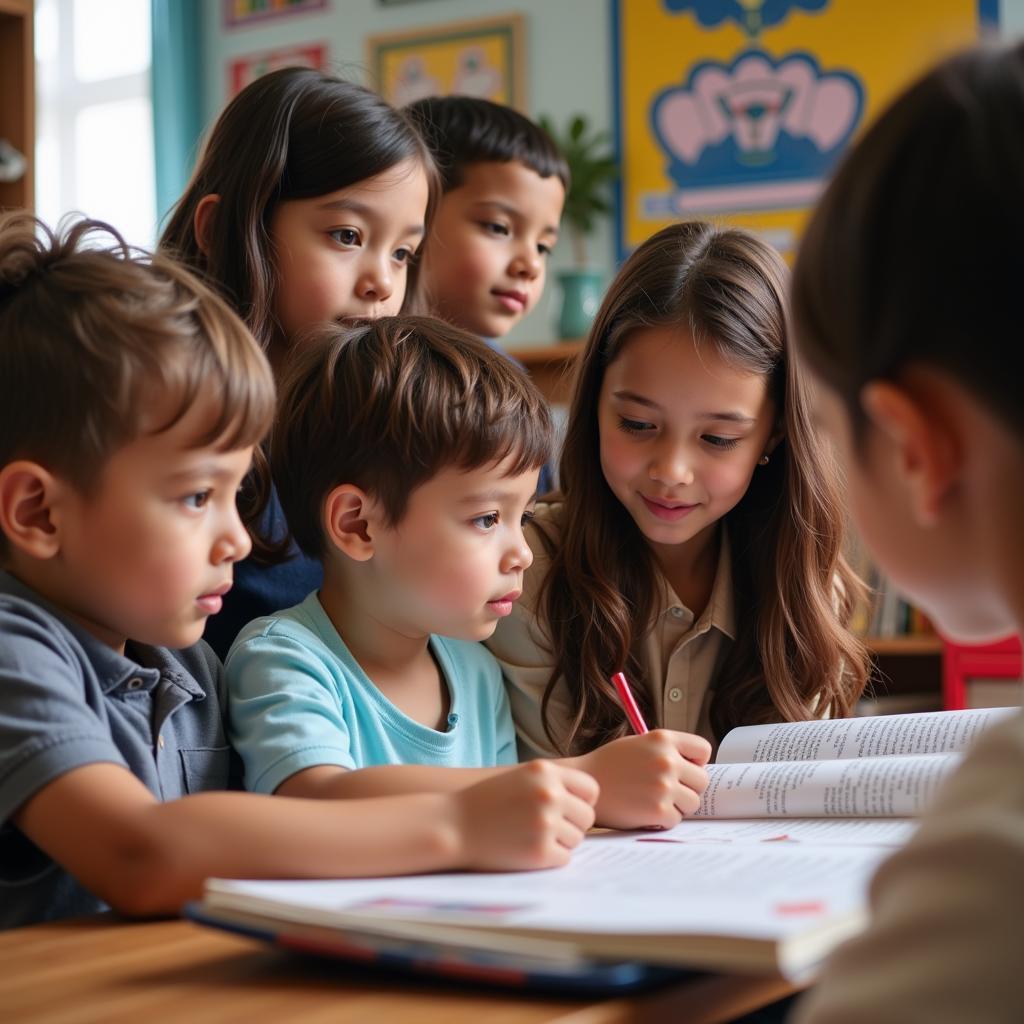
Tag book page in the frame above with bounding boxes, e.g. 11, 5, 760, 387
205, 839, 887, 957
696, 752, 959, 818
716, 707, 1016, 765
612, 817, 916, 847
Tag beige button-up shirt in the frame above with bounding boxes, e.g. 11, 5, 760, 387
486, 502, 736, 757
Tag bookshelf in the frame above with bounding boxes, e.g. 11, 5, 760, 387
0, 0, 34, 212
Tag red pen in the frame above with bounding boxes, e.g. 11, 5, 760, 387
611, 671, 649, 734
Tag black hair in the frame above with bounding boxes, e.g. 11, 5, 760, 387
404, 95, 569, 193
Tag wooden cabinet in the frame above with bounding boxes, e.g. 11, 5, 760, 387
0, 0, 34, 212
504, 341, 583, 405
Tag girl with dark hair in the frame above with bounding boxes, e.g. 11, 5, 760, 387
160, 68, 439, 658
488, 220, 869, 773
790, 40, 1024, 1023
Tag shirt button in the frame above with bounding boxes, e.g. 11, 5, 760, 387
157, 735, 165, 749
670, 606, 684, 619
126, 678, 143, 690
668, 687, 683, 702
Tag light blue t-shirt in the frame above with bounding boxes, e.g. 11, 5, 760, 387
225, 591, 517, 794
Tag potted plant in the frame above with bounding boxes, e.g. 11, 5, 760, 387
539, 113, 618, 339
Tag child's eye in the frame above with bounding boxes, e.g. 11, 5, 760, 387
182, 490, 212, 510
393, 247, 413, 264
521, 508, 536, 528
538, 243, 552, 257
703, 435, 741, 450
618, 416, 655, 435
481, 221, 509, 237
329, 228, 360, 247
472, 512, 500, 531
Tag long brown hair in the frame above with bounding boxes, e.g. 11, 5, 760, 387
540, 221, 869, 751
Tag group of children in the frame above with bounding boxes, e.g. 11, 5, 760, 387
1, 37, 1022, 1019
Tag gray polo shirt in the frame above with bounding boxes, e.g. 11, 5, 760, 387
0, 571, 238, 929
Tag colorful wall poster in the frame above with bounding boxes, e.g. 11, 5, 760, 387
367, 14, 525, 109
224, 0, 327, 28
613, 0, 996, 260
228, 43, 328, 97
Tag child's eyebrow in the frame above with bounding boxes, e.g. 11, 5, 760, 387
317, 198, 424, 236
458, 489, 527, 505
470, 200, 560, 236
164, 462, 239, 483
613, 390, 757, 424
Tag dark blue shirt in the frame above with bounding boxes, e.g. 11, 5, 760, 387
203, 483, 323, 662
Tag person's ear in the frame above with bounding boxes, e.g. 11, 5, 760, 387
860, 379, 960, 527
0, 461, 64, 559
193, 194, 220, 256
323, 484, 381, 562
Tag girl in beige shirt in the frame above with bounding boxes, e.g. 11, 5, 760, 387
488, 222, 869, 771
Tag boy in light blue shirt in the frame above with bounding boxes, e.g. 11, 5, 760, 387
226, 316, 548, 797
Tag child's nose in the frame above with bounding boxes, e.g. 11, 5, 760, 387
649, 444, 695, 486
502, 530, 534, 573
213, 511, 252, 565
357, 257, 393, 302
509, 245, 541, 280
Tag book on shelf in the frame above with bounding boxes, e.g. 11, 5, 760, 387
191, 707, 1016, 983
845, 527, 935, 642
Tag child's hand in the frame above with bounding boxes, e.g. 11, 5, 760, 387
450, 760, 598, 871
573, 730, 711, 830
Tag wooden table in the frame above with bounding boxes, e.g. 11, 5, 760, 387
0, 916, 798, 1023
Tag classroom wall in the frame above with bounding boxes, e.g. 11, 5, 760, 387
200, 0, 613, 346
199, 0, 1024, 346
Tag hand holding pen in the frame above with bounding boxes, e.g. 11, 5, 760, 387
561, 671, 711, 830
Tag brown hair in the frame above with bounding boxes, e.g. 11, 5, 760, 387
159, 67, 440, 359
0, 213, 275, 556
792, 40, 1024, 442
541, 221, 869, 750
272, 315, 553, 558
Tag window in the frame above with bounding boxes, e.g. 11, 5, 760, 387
35, 0, 155, 248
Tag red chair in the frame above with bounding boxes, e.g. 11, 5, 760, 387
943, 637, 1022, 710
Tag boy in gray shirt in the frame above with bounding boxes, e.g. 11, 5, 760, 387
0, 213, 596, 929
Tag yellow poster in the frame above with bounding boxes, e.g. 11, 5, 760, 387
368, 15, 524, 110
614, 0, 993, 259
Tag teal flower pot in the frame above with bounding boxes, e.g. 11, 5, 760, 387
556, 269, 604, 340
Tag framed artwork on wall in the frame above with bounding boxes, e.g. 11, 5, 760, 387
224, 0, 327, 29
228, 43, 328, 97
611, 0, 996, 262
366, 14, 525, 110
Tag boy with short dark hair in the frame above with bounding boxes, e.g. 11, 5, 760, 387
405, 96, 567, 342
226, 316, 552, 792
0, 215, 597, 929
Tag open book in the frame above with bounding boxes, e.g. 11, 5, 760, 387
699, 705, 1015, 818
192, 707, 1017, 982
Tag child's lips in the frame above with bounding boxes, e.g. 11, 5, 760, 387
641, 495, 698, 522
197, 581, 232, 615
487, 591, 522, 616
492, 289, 528, 313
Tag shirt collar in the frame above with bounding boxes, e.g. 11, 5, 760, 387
656, 530, 736, 641
0, 570, 207, 698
